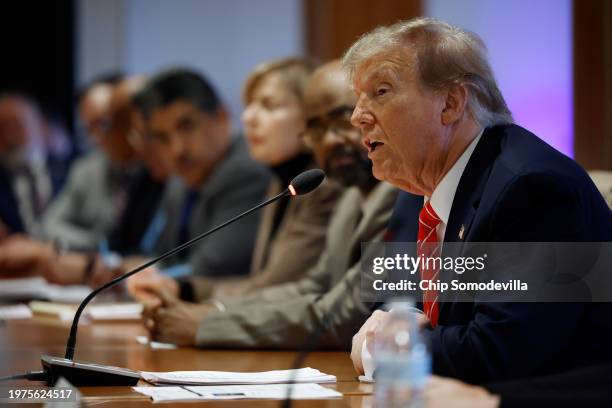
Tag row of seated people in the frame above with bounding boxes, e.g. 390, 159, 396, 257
1, 17, 611, 408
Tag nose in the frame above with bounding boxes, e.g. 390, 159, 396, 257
241, 105, 256, 128
350, 99, 374, 130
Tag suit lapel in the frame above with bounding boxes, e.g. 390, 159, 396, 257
439, 127, 502, 318
250, 179, 281, 275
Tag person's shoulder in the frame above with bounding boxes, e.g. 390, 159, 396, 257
219, 135, 271, 182
490, 124, 595, 195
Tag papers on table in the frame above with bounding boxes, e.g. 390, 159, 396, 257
133, 383, 342, 402
0, 304, 33, 320
29, 301, 143, 321
136, 335, 177, 349
0, 277, 90, 303
140, 367, 337, 385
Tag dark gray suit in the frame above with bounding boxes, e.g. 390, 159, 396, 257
155, 136, 271, 278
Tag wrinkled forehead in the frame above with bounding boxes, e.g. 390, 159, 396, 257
351, 47, 417, 90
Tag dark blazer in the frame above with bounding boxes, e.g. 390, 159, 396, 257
155, 136, 271, 278
0, 165, 24, 233
394, 124, 612, 384
485, 363, 612, 408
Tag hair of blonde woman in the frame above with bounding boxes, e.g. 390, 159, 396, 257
242, 57, 318, 106
342, 17, 513, 127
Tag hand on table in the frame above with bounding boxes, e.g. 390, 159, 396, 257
0, 235, 53, 277
124, 258, 179, 306
423, 376, 500, 408
350, 309, 431, 374
143, 287, 215, 346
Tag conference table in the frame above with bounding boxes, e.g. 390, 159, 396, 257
0, 316, 374, 407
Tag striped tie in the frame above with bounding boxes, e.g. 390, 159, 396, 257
417, 201, 442, 326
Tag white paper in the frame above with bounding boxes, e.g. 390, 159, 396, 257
140, 367, 336, 385
87, 303, 143, 320
136, 335, 177, 349
0, 277, 90, 303
0, 304, 33, 320
133, 383, 342, 402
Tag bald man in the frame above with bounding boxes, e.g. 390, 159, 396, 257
143, 60, 399, 348
41, 76, 145, 250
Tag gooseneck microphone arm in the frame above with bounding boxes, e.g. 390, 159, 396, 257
64, 188, 290, 360
64, 168, 326, 362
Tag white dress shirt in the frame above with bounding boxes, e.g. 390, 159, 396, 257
426, 128, 484, 242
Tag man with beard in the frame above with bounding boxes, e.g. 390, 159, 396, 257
142, 60, 399, 348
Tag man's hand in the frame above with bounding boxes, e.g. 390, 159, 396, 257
142, 288, 215, 346
350, 310, 391, 374
423, 376, 500, 408
0, 235, 53, 277
125, 258, 179, 305
350, 309, 431, 374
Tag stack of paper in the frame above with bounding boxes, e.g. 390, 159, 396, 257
29, 301, 143, 321
134, 383, 342, 402
140, 368, 336, 385
0, 277, 90, 303
0, 304, 33, 320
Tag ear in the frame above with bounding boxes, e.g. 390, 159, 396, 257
441, 84, 468, 126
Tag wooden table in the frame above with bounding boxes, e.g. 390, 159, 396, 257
0, 317, 373, 407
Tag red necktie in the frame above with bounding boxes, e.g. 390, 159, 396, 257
417, 201, 442, 326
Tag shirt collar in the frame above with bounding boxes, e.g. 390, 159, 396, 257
427, 128, 484, 225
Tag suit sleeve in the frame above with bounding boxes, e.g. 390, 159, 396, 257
194, 263, 371, 349
426, 172, 597, 383
186, 179, 341, 301
40, 160, 100, 249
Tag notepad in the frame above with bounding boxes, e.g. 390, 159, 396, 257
140, 367, 336, 385
133, 383, 342, 402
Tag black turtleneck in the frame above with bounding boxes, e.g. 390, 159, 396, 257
268, 152, 313, 243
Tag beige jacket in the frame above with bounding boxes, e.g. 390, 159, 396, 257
195, 182, 398, 350
186, 174, 342, 300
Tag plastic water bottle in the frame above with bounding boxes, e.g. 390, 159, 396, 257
373, 299, 431, 408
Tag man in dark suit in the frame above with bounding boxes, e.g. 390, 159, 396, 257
347, 17, 612, 385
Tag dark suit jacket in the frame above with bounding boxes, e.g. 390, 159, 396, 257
0, 156, 68, 234
155, 136, 271, 278
393, 124, 612, 384
485, 363, 612, 408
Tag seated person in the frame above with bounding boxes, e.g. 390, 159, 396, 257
347, 17, 612, 383
0, 94, 66, 236
127, 57, 342, 303
41, 76, 145, 250
142, 60, 399, 348
423, 363, 612, 408
127, 68, 270, 279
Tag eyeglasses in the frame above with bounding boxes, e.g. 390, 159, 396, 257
299, 106, 357, 149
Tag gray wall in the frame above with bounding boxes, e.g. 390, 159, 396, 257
77, 0, 303, 126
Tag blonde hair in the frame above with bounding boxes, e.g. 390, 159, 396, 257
343, 17, 513, 127
242, 57, 318, 106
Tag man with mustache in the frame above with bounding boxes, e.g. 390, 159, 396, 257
143, 60, 400, 348
133, 68, 271, 282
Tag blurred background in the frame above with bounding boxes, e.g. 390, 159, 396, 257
1, 0, 610, 170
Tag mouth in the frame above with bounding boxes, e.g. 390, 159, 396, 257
364, 138, 385, 153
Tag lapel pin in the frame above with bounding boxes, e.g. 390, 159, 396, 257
458, 224, 465, 240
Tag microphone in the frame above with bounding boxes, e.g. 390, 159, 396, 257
8, 169, 326, 386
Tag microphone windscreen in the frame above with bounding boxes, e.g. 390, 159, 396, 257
288, 169, 326, 196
